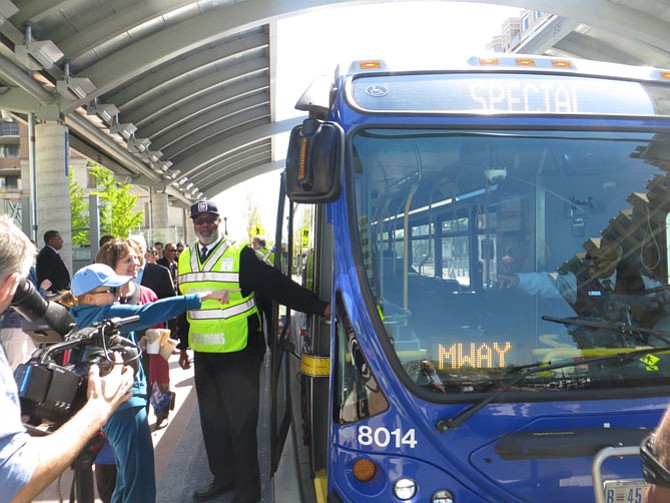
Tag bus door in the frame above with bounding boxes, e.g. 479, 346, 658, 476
267, 175, 293, 478
274, 172, 333, 501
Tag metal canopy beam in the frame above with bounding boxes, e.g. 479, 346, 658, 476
172, 117, 300, 176
5, 0, 670, 208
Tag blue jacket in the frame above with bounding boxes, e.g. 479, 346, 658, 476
70, 294, 202, 410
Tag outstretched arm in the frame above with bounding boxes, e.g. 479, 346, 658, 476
238, 246, 329, 316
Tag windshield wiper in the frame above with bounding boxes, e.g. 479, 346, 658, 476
542, 315, 670, 346
436, 345, 670, 431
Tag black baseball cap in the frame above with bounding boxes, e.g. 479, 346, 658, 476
190, 200, 220, 219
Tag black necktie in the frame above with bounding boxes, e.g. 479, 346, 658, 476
200, 246, 209, 262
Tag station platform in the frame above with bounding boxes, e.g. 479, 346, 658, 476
34, 350, 301, 503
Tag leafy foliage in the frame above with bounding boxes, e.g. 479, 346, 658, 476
69, 170, 89, 245
68, 161, 144, 244
89, 162, 143, 239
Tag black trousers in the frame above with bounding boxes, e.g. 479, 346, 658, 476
193, 341, 264, 500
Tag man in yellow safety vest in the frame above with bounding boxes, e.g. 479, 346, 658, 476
177, 200, 330, 503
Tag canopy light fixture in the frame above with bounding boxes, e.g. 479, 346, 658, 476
127, 135, 151, 153
110, 118, 137, 140
87, 100, 119, 124
15, 26, 64, 71
158, 160, 173, 172
57, 63, 95, 100
143, 150, 163, 163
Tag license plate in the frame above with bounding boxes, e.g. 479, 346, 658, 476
603, 479, 648, 503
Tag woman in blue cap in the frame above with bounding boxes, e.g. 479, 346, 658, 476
63, 263, 234, 503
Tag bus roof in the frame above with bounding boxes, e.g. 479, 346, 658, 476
296, 55, 670, 118
343, 55, 670, 83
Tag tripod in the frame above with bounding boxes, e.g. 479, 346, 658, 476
23, 424, 100, 502
70, 445, 97, 503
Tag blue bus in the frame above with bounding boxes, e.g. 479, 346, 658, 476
274, 56, 670, 503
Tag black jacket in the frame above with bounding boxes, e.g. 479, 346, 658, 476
140, 262, 176, 300
156, 257, 178, 285
36, 246, 70, 292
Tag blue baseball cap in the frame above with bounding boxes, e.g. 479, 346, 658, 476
190, 199, 219, 219
72, 263, 131, 296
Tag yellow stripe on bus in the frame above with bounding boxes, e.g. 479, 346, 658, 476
301, 355, 331, 376
314, 470, 327, 503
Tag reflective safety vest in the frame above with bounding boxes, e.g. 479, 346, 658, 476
178, 239, 259, 353
253, 246, 274, 266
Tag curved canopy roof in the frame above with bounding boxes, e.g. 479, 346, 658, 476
0, 0, 667, 206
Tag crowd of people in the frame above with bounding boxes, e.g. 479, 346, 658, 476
0, 201, 330, 503
6, 202, 670, 502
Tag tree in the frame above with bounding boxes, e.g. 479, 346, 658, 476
88, 161, 144, 239
69, 170, 89, 245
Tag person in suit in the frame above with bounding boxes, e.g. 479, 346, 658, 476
153, 242, 164, 261
36, 230, 71, 293
176, 242, 185, 258
157, 242, 178, 286
130, 237, 177, 300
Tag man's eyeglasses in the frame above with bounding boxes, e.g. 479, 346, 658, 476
193, 216, 218, 226
90, 287, 119, 295
165, 248, 177, 252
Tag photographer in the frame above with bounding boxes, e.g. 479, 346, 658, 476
0, 215, 135, 503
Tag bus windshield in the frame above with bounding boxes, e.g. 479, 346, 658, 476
351, 127, 670, 397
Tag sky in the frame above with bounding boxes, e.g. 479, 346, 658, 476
215, 1, 521, 242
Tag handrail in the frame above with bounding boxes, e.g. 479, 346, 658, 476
592, 445, 643, 503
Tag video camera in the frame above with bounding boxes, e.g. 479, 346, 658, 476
10, 277, 140, 427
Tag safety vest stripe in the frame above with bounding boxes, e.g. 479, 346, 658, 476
188, 239, 232, 271
189, 244, 198, 270
254, 248, 272, 265
188, 298, 256, 320
179, 271, 239, 284
205, 241, 231, 269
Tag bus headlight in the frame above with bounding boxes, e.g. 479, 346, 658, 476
393, 478, 417, 500
432, 489, 454, 503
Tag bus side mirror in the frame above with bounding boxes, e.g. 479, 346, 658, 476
286, 118, 343, 203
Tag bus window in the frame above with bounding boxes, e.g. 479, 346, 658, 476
351, 128, 670, 397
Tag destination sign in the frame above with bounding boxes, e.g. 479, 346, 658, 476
437, 341, 512, 369
350, 73, 656, 116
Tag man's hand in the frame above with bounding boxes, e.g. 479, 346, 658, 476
179, 349, 191, 369
200, 288, 240, 305
85, 352, 134, 423
12, 353, 134, 502
497, 273, 519, 289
